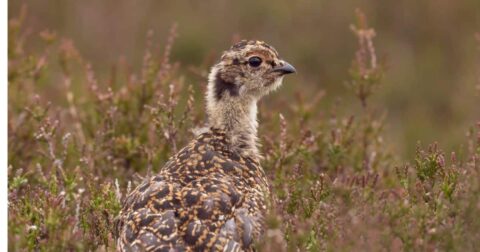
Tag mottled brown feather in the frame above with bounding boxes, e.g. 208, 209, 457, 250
115, 40, 293, 252
115, 128, 269, 252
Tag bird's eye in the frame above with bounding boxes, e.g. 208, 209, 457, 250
248, 57, 262, 67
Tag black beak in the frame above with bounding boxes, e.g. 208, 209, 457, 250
273, 61, 296, 75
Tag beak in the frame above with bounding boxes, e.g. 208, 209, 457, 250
273, 61, 296, 75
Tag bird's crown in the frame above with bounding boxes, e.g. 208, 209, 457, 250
208, 40, 295, 102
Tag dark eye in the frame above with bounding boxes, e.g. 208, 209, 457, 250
248, 57, 262, 67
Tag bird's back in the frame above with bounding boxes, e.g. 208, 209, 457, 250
115, 128, 270, 252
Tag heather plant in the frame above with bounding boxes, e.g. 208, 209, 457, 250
8, 6, 480, 252
8, 7, 195, 251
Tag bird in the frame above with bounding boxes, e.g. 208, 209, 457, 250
115, 40, 296, 252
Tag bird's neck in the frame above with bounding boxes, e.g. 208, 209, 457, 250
206, 96, 260, 159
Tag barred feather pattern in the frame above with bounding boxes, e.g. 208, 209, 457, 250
115, 128, 270, 252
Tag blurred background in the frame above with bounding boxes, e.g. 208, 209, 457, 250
9, 0, 480, 158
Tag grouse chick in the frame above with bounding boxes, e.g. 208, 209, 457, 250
115, 40, 296, 252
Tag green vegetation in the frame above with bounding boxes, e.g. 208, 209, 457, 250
8, 4, 480, 252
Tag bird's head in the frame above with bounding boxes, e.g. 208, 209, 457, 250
207, 40, 296, 103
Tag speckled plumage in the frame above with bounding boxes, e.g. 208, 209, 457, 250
116, 128, 268, 251
115, 40, 295, 251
